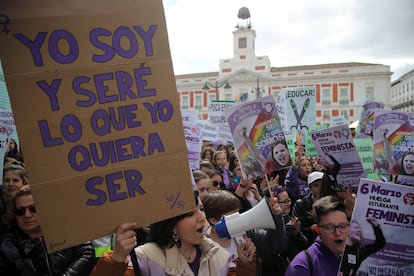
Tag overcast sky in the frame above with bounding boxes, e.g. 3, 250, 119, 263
163, 0, 414, 81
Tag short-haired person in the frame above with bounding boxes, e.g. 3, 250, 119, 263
0, 185, 96, 275
192, 170, 211, 202
203, 190, 258, 275
285, 195, 350, 276
199, 160, 215, 174
1, 164, 30, 233
203, 190, 288, 275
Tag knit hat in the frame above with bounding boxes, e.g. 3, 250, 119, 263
307, 171, 324, 186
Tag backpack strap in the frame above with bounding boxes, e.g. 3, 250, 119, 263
304, 249, 313, 276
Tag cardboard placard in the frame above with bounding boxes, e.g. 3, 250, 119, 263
0, 0, 195, 252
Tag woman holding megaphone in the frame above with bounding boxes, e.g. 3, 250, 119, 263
90, 190, 231, 276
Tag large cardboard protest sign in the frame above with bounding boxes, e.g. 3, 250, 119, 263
338, 179, 414, 275
0, 0, 194, 252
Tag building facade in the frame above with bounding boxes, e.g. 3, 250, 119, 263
391, 69, 414, 113
175, 9, 392, 126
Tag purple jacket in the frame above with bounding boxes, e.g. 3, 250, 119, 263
285, 167, 310, 201
284, 237, 341, 276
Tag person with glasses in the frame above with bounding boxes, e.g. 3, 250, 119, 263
285, 195, 350, 276
339, 217, 385, 275
0, 185, 96, 275
206, 170, 223, 192
276, 189, 309, 262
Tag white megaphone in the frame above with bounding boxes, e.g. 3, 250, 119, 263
215, 197, 277, 239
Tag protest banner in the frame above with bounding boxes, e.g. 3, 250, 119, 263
275, 90, 287, 134
355, 99, 384, 138
0, 0, 194, 252
208, 100, 235, 144
180, 109, 198, 124
282, 86, 316, 137
195, 119, 218, 143
330, 115, 347, 127
183, 121, 202, 171
338, 178, 414, 275
311, 124, 365, 190
209, 101, 235, 124
372, 110, 414, 186
354, 138, 383, 181
0, 131, 10, 180
225, 95, 291, 178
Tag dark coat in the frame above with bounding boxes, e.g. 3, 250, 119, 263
0, 228, 96, 276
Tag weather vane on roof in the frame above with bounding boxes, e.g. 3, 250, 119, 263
236, 7, 251, 29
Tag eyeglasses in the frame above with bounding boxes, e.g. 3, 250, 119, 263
318, 223, 349, 234
15, 204, 36, 216
212, 181, 223, 187
279, 199, 291, 205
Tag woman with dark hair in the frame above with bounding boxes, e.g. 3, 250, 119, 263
4, 138, 24, 163
228, 152, 240, 174
91, 191, 231, 276
200, 146, 215, 163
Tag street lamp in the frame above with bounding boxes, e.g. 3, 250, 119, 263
202, 80, 231, 90
251, 76, 265, 98
202, 80, 231, 100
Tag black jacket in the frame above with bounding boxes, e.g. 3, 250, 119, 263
292, 192, 318, 243
247, 213, 289, 276
0, 228, 95, 276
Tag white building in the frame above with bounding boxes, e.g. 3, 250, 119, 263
175, 7, 392, 126
391, 69, 414, 113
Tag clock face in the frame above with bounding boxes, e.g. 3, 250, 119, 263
239, 37, 247, 48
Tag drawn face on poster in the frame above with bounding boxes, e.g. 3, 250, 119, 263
225, 96, 292, 178
372, 111, 414, 184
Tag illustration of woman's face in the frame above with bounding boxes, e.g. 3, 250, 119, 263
264, 103, 273, 113
348, 222, 362, 242
273, 143, 290, 166
403, 153, 414, 175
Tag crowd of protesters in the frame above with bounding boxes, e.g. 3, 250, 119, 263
0, 136, 386, 276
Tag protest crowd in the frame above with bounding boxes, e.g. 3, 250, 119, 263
0, 124, 398, 276
2, 1, 414, 274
